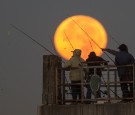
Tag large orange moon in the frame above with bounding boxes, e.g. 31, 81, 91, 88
54, 15, 108, 60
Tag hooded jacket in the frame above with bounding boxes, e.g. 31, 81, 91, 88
64, 49, 85, 81
86, 52, 107, 76
103, 48, 135, 77
115, 51, 135, 77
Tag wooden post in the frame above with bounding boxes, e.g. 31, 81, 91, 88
133, 64, 135, 101
114, 69, 117, 97
37, 104, 44, 115
107, 66, 110, 103
42, 55, 62, 105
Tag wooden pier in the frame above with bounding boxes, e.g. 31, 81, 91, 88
39, 103, 135, 115
38, 55, 135, 115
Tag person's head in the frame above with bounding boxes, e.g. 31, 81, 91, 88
72, 49, 81, 56
88, 51, 96, 58
118, 44, 128, 52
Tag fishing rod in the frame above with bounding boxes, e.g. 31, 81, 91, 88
71, 18, 115, 64
64, 31, 75, 52
107, 31, 120, 46
10, 24, 71, 88
84, 29, 94, 51
48, 34, 73, 87
101, 75, 120, 98
9, 23, 67, 65
49, 34, 66, 63
10, 24, 55, 55
10, 24, 66, 64
64, 31, 85, 66
71, 19, 121, 97
64, 31, 86, 93
89, 38, 94, 51
49, 35, 57, 55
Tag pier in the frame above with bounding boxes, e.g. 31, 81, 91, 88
38, 55, 135, 115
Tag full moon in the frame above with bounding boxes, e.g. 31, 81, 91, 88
54, 15, 108, 60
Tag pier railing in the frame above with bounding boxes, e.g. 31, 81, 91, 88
56, 64, 135, 104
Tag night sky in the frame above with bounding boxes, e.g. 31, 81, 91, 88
0, 0, 135, 115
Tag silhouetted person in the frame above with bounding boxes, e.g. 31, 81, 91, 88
64, 49, 85, 102
103, 44, 135, 102
85, 51, 108, 100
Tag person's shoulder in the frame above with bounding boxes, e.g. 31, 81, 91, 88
80, 57, 85, 61
128, 53, 135, 58
97, 56, 104, 60
85, 57, 92, 61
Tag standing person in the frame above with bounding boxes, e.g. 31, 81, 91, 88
64, 49, 85, 101
102, 44, 135, 102
85, 51, 108, 100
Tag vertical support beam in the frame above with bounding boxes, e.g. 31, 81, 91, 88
133, 64, 135, 101
81, 67, 84, 103
42, 55, 62, 105
114, 69, 117, 97
62, 69, 65, 104
107, 66, 110, 102
37, 104, 44, 115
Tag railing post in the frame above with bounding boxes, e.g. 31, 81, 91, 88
107, 66, 111, 102
62, 69, 65, 104
114, 69, 117, 97
55, 68, 58, 104
94, 67, 97, 99
81, 67, 84, 103
42, 55, 62, 105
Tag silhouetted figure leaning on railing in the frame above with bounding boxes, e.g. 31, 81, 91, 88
64, 49, 85, 103
102, 44, 135, 102
85, 51, 108, 103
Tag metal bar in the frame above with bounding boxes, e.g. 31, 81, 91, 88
62, 69, 66, 104
55, 68, 58, 104
133, 64, 135, 101
107, 66, 111, 102
81, 67, 84, 103
114, 69, 117, 97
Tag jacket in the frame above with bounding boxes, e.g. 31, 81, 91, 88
86, 56, 107, 76
64, 49, 85, 81
115, 51, 135, 77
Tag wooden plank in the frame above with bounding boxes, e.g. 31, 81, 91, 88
41, 104, 135, 115
42, 55, 62, 105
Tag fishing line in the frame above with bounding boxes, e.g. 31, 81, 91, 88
10, 24, 54, 55
49, 35, 58, 55
10, 24, 70, 98
64, 31, 86, 95
101, 74, 120, 98
64, 31, 75, 52
84, 28, 94, 51
107, 31, 120, 46
71, 19, 120, 98
64, 31, 85, 66
71, 18, 115, 64
10, 24, 66, 64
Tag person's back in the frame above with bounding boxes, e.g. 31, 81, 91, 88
64, 49, 85, 100
86, 52, 107, 76
85, 51, 107, 100
115, 51, 134, 65
115, 45, 135, 77
64, 49, 85, 81
103, 44, 135, 102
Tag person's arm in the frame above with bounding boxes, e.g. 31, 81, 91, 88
64, 60, 72, 68
102, 48, 118, 56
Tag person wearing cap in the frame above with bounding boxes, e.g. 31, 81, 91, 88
85, 51, 108, 101
102, 44, 135, 102
64, 49, 85, 102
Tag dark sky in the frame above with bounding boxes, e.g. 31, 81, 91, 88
0, 0, 135, 115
